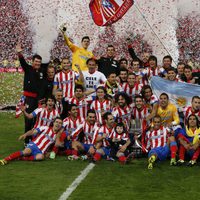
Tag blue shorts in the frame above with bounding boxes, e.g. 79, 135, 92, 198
101, 147, 111, 157
187, 150, 195, 157
64, 141, 72, 149
27, 142, 42, 156
148, 145, 170, 161
180, 131, 193, 143
81, 143, 94, 152
174, 128, 183, 138
174, 128, 193, 143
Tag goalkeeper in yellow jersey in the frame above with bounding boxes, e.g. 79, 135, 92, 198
60, 25, 94, 72
157, 93, 180, 128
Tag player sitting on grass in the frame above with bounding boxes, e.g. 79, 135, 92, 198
49, 104, 84, 159
108, 122, 134, 164
92, 121, 133, 164
92, 112, 115, 162
0, 117, 63, 165
176, 114, 200, 166
147, 115, 178, 170
68, 109, 99, 160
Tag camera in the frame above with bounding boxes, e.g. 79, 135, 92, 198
62, 27, 66, 32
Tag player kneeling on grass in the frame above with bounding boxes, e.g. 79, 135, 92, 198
0, 117, 63, 165
176, 114, 200, 166
147, 116, 177, 170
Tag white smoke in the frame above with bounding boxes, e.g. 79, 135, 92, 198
114, 0, 179, 66
177, 0, 200, 16
56, 0, 100, 49
19, 0, 100, 61
19, 0, 58, 62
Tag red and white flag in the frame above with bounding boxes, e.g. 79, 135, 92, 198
89, 0, 134, 26
15, 95, 25, 118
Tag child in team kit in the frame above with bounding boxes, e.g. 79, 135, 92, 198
108, 123, 134, 164
92, 121, 134, 164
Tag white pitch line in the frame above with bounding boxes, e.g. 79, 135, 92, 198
58, 163, 95, 200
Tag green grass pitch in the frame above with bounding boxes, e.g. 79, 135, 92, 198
1, 113, 200, 200
0, 73, 23, 107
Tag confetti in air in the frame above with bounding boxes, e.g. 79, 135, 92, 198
17, 0, 200, 65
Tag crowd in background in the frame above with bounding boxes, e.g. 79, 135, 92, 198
0, 0, 200, 69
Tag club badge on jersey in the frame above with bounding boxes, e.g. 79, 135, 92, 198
89, 0, 134, 26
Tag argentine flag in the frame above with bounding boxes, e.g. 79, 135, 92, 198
150, 76, 200, 108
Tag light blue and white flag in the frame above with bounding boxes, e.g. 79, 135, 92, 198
150, 76, 200, 108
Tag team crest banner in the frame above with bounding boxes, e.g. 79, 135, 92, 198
150, 76, 200, 108
89, 0, 134, 26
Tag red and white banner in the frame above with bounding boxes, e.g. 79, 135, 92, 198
0, 67, 23, 73
89, 0, 134, 26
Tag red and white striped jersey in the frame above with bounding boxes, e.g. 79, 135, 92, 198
90, 99, 112, 124
132, 107, 149, 131
183, 106, 200, 121
71, 121, 99, 144
66, 96, 93, 119
92, 125, 113, 146
121, 83, 142, 100
63, 116, 84, 135
112, 105, 133, 130
109, 130, 129, 141
146, 126, 168, 149
33, 126, 58, 153
134, 70, 148, 86
148, 94, 158, 105
145, 67, 166, 79
54, 70, 79, 98
32, 107, 59, 129
132, 106, 149, 120
144, 94, 158, 112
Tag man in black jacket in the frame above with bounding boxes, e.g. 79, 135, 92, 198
97, 45, 120, 78
16, 44, 48, 143
39, 64, 55, 101
127, 39, 150, 69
